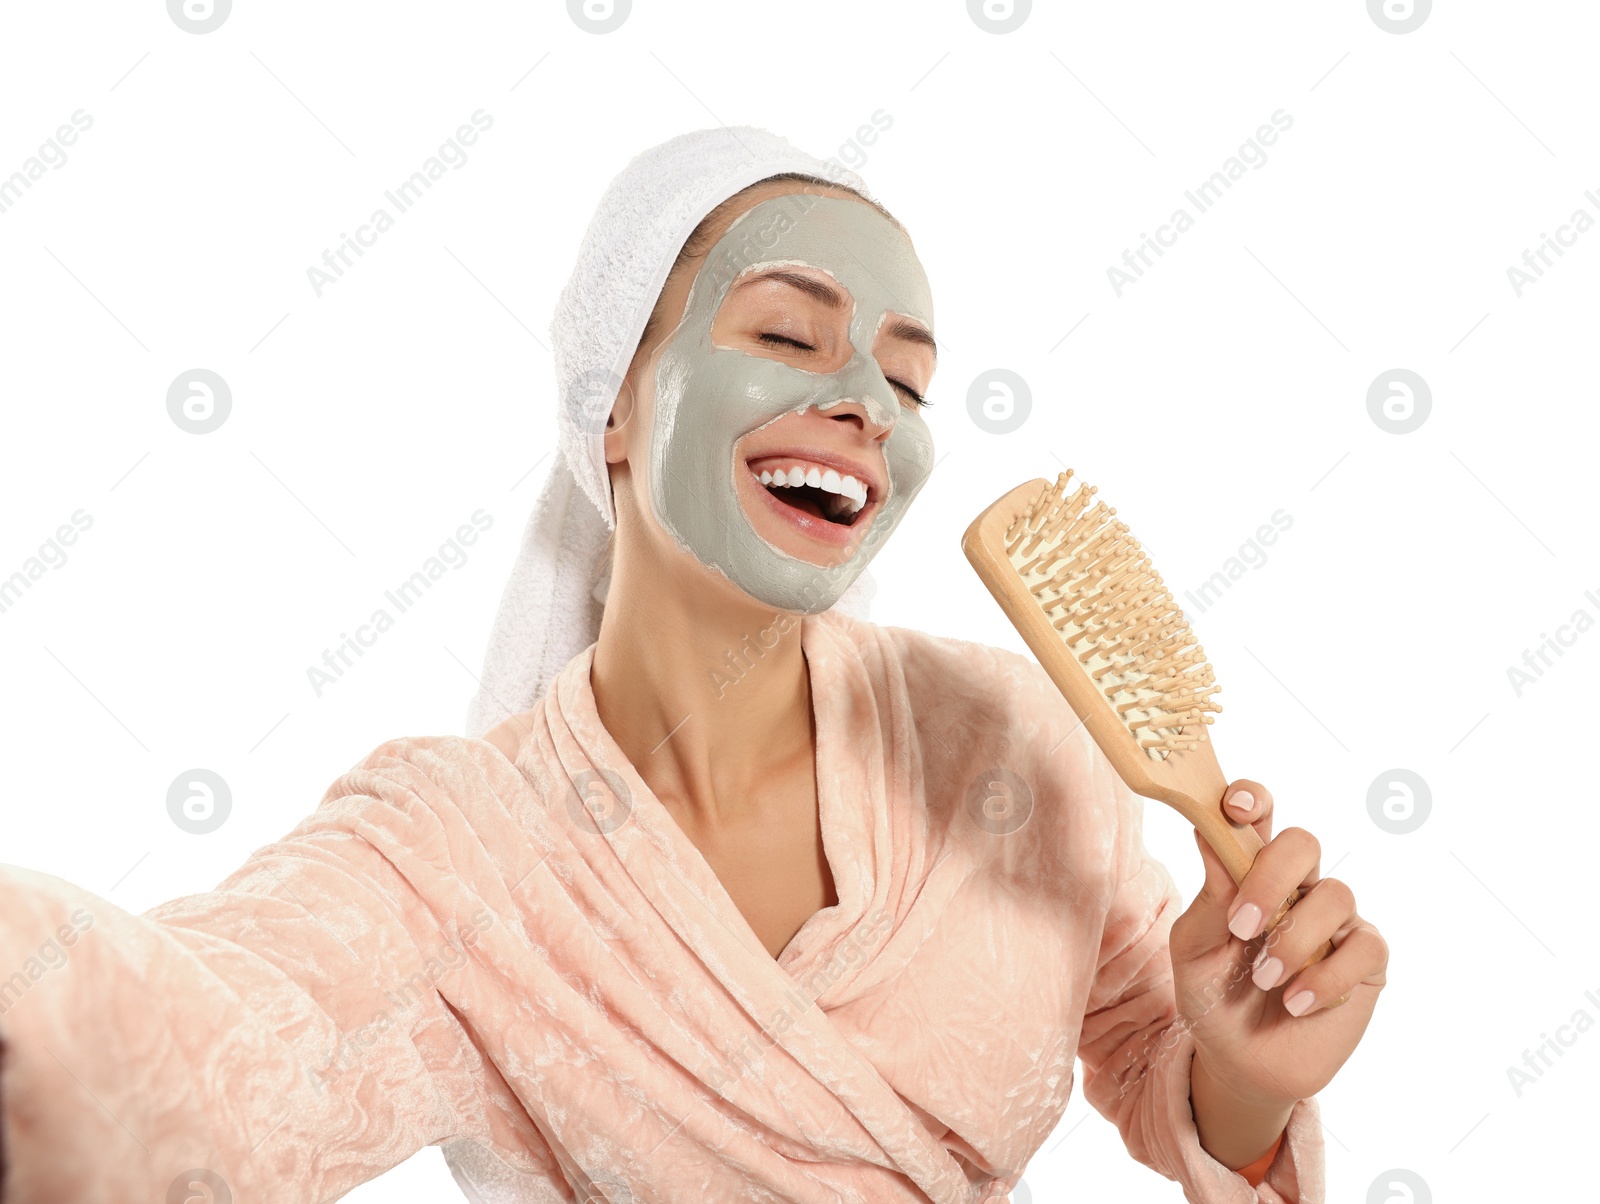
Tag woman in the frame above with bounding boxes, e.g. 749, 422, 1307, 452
0, 127, 1384, 1202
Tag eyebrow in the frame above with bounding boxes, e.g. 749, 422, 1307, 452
882, 316, 937, 358
739, 268, 938, 359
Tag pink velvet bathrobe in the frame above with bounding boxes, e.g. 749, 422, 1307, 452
0, 611, 1324, 1202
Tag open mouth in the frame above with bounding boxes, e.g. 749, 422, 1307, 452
750, 461, 871, 528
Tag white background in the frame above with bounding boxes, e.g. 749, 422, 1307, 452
1, 1, 1593, 1199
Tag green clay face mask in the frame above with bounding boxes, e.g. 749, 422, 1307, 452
646, 193, 936, 612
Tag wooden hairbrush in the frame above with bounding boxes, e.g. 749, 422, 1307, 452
962, 470, 1333, 975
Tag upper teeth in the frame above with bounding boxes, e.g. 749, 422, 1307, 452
756, 463, 869, 513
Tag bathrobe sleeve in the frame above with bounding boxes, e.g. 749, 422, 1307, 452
0, 736, 530, 1203
1074, 769, 1327, 1203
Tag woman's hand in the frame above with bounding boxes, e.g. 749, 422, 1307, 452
1168, 778, 1389, 1123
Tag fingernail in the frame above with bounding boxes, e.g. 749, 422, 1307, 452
1226, 789, 1255, 818
1284, 990, 1316, 1017
1227, 901, 1263, 940
1252, 955, 1283, 991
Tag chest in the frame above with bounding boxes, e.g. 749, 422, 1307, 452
673, 775, 838, 962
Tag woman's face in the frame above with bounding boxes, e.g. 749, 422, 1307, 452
606, 183, 938, 613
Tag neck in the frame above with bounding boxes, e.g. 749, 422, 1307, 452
590, 528, 815, 831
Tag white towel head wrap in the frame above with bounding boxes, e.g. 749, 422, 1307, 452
464, 127, 883, 739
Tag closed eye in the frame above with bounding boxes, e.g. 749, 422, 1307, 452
758, 333, 930, 408
889, 379, 929, 407
758, 332, 814, 351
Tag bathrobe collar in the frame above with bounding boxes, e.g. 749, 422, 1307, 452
537, 610, 972, 1199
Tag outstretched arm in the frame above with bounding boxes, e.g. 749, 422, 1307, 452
0, 735, 527, 1202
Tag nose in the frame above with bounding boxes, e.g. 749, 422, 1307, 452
820, 352, 900, 440
824, 397, 895, 442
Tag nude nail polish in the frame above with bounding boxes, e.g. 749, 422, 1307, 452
1228, 902, 1262, 940
1252, 956, 1282, 991
1285, 990, 1316, 1017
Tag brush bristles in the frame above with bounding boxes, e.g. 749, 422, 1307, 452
1004, 471, 1221, 761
